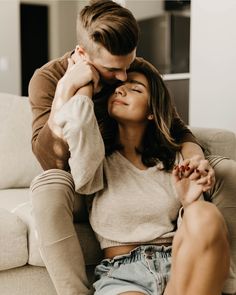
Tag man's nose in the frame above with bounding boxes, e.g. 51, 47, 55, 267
115, 70, 127, 82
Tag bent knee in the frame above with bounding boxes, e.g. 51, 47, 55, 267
30, 169, 74, 192
30, 169, 74, 199
30, 169, 75, 214
183, 201, 228, 243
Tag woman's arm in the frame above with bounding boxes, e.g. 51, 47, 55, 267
172, 164, 204, 208
29, 55, 100, 171
55, 84, 105, 194
171, 110, 215, 190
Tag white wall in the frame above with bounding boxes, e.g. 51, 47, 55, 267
0, 0, 21, 95
125, 0, 164, 20
57, 1, 77, 57
0, 0, 164, 95
0, 0, 78, 95
21, 0, 77, 59
190, 0, 236, 133
77, 1, 164, 21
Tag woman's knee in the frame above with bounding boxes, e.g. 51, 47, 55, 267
182, 201, 229, 245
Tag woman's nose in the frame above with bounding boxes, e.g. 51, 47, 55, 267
115, 85, 126, 96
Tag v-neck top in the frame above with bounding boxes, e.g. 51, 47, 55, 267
55, 94, 182, 249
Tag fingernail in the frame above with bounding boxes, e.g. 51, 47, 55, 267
180, 165, 185, 171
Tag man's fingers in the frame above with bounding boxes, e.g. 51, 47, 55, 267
189, 169, 201, 180
66, 58, 75, 71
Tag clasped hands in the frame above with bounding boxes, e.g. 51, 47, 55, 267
172, 155, 215, 207
49, 50, 100, 138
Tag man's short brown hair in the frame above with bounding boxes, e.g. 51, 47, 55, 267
77, 0, 139, 56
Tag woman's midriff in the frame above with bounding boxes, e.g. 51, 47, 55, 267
104, 242, 172, 259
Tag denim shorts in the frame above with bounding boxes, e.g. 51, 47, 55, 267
93, 245, 172, 295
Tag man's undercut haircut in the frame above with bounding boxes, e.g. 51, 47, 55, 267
77, 0, 139, 56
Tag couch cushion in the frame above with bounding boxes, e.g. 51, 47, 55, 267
0, 208, 28, 270
191, 127, 236, 160
13, 201, 102, 267
12, 202, 44, 267
0, 93, 42, 189
0, 188, 30, 211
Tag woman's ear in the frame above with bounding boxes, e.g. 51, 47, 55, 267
147, 114, 154, 120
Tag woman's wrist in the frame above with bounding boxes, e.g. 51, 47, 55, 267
76, 82, 93, 98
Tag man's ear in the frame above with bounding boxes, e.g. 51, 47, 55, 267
76, 45, 89, 61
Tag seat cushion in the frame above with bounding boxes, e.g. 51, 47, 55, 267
0, 208, 28, 270
12, 200, 102, 267
0, 188, 30, 211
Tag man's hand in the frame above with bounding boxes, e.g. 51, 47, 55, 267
179, 155, 215, 192
52, 57, 99, 112
48, 54, 99, 139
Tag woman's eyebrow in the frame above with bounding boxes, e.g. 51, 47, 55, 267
128, 79, 147, 88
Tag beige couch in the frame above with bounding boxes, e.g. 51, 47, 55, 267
0, 92, 235, 295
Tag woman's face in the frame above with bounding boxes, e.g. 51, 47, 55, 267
108, 71, 150, 124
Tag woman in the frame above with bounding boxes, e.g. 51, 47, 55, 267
55, 57, 229, 295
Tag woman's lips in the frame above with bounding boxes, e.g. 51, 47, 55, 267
112, 98, 128, 105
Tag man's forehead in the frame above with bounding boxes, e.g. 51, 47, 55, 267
99, 47, 136, 69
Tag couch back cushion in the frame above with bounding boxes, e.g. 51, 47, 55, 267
191, 127, 236, 161
0, 93, 42, 189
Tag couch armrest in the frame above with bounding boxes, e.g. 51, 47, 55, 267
190, 127, 236, 161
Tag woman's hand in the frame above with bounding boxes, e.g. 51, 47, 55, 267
172, 164, 204, 207
179, 155, 215, 192
75, 82, 94, 98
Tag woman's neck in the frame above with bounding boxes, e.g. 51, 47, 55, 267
118, 124, 147, 169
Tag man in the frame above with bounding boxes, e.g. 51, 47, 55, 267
29, 1, 236, 294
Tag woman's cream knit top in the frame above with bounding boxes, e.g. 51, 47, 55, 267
55, 94, 182, 249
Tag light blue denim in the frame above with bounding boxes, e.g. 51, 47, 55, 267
93, 245, 172, 295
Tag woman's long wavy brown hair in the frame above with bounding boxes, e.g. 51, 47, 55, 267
97, 57, 181, 171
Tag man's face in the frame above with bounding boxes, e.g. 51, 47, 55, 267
85, 45, 136, 85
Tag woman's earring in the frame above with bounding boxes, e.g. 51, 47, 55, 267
147, 114, 154, 120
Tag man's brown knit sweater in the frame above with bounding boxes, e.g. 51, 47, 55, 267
29, 51, 198, 171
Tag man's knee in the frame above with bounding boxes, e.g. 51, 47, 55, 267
29, 169, 77, 243
30, 169, 75, 215
209, 159, 236, 206
213, 159, 236, 189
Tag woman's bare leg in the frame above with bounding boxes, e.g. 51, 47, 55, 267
165, 201, 230, 295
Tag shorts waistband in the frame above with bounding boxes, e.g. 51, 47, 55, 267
103, 244, 172, 265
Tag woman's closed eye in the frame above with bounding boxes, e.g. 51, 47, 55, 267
131, 87, 142, 93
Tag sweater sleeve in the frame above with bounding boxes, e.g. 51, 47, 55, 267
55, 94, 105, 195
29, 69, 70, 171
